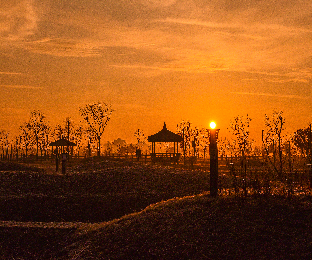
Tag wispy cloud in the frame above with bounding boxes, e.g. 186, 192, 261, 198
3, 0, 310, 79
231, 91, 309, 99
241, 69, 312, 84
23, 38, 101, 57
0, 0, 311, 139
0, 0, 38, 41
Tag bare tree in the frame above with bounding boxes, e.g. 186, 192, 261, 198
134, 129, 146, 149
39, 131, 50, 158
19, 123, 34, 158
80, 102, 113, 156
52, 124, 65, 140
229, 115, 253, 157
177, 120, 192, 160
64, 117, 75, 141
0, 130, 9, 159
229, 114, 253, 196
52, 117, 74, 141
25, 110, 50, 159
262, 110, 286, 179
293, 124, 312, 164
217, 137, 230, 159
14, 136, 21, 161
72, 124, 85, 157
191, 127, 200, 157
198, 128, 209, 160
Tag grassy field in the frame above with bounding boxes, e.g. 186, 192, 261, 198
64, 195, 312, 259
0, 159, 209, 222
0, 159, 312, 259
0, 227, 75, 259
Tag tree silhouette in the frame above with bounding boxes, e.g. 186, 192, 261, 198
229, 114, 253, 196
0, 130, 9, 159
19, 123, 33, 158
262, 110, 286, 179
25, 110, 50, 159
229, 115, 253, 156
198, 128, 209, 160
134, 129, 146, 149
52, 124, 64, 140
64, 117, 75, 141
39, 132, 50, 158
112, 138, 127, 155
62, 117, 76, 155
293, 124, 312, 164
80, 102, 113, 157
191, 127, 200, 157
177, 120, 192, 160
71, 124, 85, 157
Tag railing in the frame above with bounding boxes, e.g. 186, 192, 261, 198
150, 153, 181, 163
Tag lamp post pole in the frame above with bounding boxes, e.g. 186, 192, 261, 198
209, 123, 220, 197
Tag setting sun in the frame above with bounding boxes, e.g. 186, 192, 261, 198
210, 121, 216, 129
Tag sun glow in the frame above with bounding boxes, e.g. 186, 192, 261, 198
210, 121, 216, 129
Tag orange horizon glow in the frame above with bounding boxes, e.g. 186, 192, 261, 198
0, 1, 311, 144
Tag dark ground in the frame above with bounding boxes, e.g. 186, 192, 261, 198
0, 227, 75, 260
0, 159, 209, 259
0, 160, 312, 259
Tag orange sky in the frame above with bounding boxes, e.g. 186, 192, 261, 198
0, 0, 311, 144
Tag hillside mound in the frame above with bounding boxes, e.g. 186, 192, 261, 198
64, 195, 312, 259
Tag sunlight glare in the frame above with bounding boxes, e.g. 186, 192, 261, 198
210, 121, 216, 129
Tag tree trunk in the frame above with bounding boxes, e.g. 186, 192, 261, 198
36, 136, 39, 160
97, 136, 101, 157
278, 132, 283, 179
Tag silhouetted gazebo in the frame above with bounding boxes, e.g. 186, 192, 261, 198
148, 122, 183, 163
49, 138, 77, 172
49, 138, 76, 153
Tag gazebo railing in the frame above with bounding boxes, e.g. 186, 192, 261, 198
150, 153, 181, 163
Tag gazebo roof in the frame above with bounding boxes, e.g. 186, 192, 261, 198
49, 138, 76, 147
148, 123, 183, 143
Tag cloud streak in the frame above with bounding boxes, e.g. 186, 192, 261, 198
24, 38, 101, 57
3, 0, 309, 80
0, 0, 38, 41
231, 91, 309, 100
0, 0, 311, 138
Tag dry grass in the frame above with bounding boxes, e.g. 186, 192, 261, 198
0, 160, 209, 223
64, 194, 312, 259
1, 159, 312, 259
0, 227, 76, 260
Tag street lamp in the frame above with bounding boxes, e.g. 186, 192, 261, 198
208, 121, 220, 197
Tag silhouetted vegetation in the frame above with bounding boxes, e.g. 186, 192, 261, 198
1, 107, 312, 259
0, 107, 311, 196
293, 124, 312, 164
80, 102, 114, 157
1, 159, 312, 259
